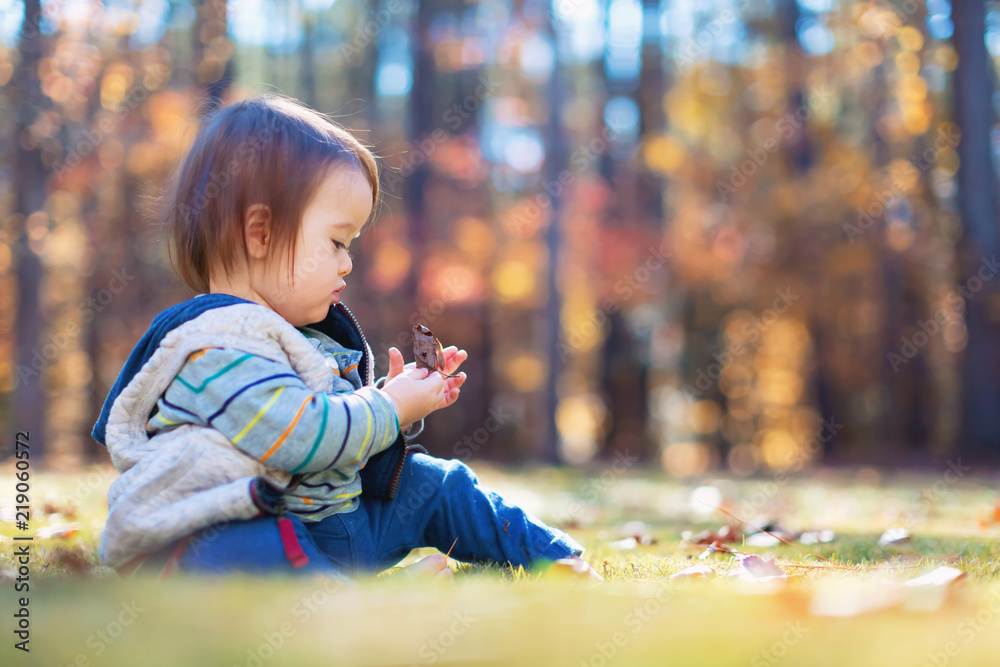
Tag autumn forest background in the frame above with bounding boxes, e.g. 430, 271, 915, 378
3, 0, 1000, 477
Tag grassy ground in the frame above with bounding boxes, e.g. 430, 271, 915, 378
2, 460, 1000, 666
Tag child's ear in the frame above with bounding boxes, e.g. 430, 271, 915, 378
244, 203, 272, 259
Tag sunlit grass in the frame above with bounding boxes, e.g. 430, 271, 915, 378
2, 461, 999, 666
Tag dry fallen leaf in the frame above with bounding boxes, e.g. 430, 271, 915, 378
36, 523, 79, 539
609, 537, 638, 550
682, 525, 741, 547
704, 506, 835, 564
670, 564, 716, 580
745, 533, 782, 548
614, 521, 657, 545
728, 554, 787, 583
902, 566, 966, 612
810, 577, 904, 617
609, 522, 656, 550
412, 324, 460, 378
978, 502, 1000, 529
903, 565, 966, 588
878, 527, 911, 546
809, 565, 966, 617
697, 541, 736, 559
544, 558, 604, 583
800, 530, 835, 545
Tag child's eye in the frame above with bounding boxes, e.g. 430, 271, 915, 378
332, 240, 353, 258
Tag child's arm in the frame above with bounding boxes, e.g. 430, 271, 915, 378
148, 347, 402, 474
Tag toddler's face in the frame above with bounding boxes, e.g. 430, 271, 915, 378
265, 165, 373, 327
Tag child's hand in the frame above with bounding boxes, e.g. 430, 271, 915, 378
380, 362, 445, 431
432, 345, 467, 410
385, 346, 467, 429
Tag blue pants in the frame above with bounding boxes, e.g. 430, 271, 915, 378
159, 453, 584, 576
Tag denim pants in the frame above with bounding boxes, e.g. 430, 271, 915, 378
158, 453, 584, 576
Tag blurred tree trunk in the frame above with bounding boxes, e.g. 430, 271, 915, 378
599, 311, 652, 461
405, 0, 432, 283
953, 0, 1000, 459
11, 0, 49, 462
595, 0, 665, 464
301, 14, 317, 108
875, 13, 933, 463
194, 0, 234, 111
539, 10, 565, 465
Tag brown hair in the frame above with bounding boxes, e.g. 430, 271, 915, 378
161, 93, 380, 294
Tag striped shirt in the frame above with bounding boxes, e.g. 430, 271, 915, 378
145, 326, 400, 520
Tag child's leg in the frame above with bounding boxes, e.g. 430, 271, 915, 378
156, 514, 348, 577
310, 452, 585, 573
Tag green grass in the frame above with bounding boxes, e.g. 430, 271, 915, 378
2, 461, 1000, 666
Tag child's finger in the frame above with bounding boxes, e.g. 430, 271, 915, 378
443, 386, 461, 408
443, 349, 468, 374
388, 347, 404, 379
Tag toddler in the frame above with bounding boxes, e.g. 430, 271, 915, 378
91, 94, 600, 581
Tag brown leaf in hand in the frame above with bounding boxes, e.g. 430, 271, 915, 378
682, 524, 741, 547
412, 324, 460, 378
